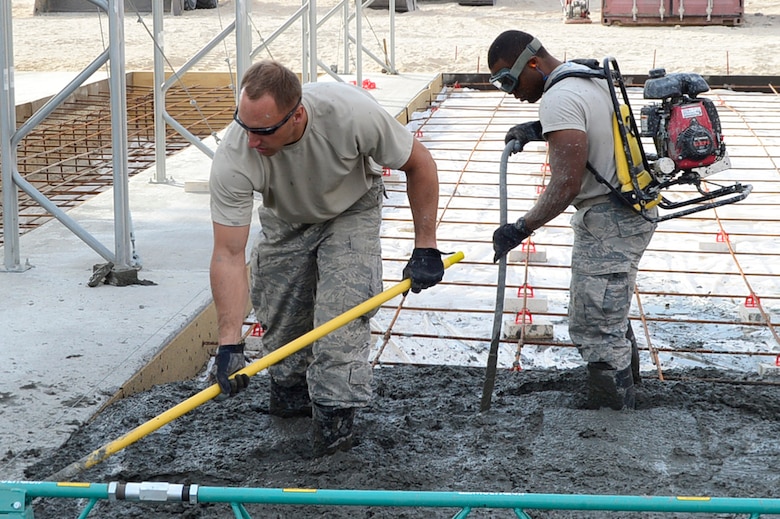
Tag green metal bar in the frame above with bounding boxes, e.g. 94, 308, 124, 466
76, 499, 98, 519
196, 487, 780, 515
0, 487, 31, 519
229, 502, 251, 519
0, 481, 108, 500
4, 481, 780, 517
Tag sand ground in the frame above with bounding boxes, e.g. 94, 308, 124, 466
9, 0, 780, 77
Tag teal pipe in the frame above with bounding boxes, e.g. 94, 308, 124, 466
4, 481, 780, 516
196, 487, 780, 515
76, 499, 98, 519
229, 502, 251, 519
0, 481, 108, 499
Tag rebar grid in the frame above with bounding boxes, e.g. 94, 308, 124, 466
0, 83, 235, 244
371, 86, 780, 378
3, 81, 778, 379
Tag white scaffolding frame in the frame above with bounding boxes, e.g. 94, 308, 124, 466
0, 0, 398, 274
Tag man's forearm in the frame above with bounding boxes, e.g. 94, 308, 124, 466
210, 257, 250, 346
524, 186, 575, 231
406, 168, 439, 248
523, 155, 583, 230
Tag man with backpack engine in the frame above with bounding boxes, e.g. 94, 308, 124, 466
487, 30, 656, 410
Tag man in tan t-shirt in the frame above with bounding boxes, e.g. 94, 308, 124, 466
208, 60, 444, 456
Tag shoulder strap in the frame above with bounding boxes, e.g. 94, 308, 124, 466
544, 59, 607, 92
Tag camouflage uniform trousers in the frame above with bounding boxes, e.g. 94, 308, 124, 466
568, 201, 656, 371
250, 180, 384, 408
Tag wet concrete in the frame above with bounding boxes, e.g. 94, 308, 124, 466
24, 366, 780, 518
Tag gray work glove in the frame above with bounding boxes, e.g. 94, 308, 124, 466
209, 343, 250, 400
504, 120, 544, 153
402, 248, 445, 294
492, 217, 532, 262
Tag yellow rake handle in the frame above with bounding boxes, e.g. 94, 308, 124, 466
49, 251, 465, 481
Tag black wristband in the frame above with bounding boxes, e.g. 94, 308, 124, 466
413, 247, 442, 257
218, 343, 245, 353
514, 217, 532, 235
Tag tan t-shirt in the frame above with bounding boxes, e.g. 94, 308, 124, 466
210, 82, 414, 226
539, 62, 618, 207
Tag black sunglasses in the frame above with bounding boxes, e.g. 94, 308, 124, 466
233, 97, 302, 136
489, 38, 542, 94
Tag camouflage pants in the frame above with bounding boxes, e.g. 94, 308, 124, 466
250, 181, 384, 408
568, 202, 656, 370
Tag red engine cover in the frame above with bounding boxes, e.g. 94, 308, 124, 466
667, 100, 723, 170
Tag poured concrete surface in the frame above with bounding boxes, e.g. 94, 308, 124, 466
24, 365, 780, 518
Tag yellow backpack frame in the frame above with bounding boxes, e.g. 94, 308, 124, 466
612, 103, 662, 211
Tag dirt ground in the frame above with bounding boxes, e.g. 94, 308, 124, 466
24, 365, 780, 518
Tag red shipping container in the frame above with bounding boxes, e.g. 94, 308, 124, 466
601, 0, 743, 26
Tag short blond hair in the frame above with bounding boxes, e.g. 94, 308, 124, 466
240, 60, 302, 111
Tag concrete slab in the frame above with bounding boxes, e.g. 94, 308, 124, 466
14, 71, 108, 105
504, 295, 548, 314
0, 71, 439, 480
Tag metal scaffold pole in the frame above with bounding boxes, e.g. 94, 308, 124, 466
236, 0, 252, 87
107, 0, 135, 271
0, 0, 23, 272
152, 0, 168, 184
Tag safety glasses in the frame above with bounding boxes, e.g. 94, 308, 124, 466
233, 97, 301, 136
489, 38, 542, 93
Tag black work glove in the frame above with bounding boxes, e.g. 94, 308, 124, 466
209, 343, 250, 400
504, 120, 544, 154
402, 248, 445, 294
492, 217, 532, 263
